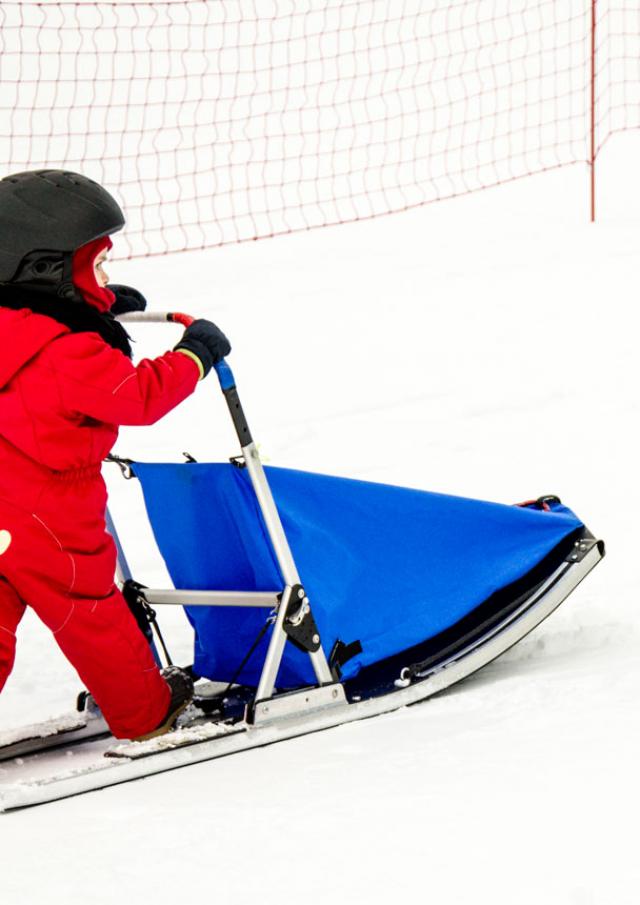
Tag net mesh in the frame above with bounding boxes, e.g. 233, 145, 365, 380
0, 1, 635, 258
594, 1, 640, 156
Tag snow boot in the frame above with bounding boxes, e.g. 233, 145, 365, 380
132, 666, 194, 742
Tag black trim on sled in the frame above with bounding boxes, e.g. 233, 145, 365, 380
343, 525, 594, 702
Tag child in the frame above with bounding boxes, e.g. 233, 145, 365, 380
0, 169, 229, 740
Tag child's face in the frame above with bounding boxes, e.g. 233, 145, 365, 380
94, 249, 110, 287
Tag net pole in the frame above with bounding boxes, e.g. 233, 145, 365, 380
590, 0, 597, 223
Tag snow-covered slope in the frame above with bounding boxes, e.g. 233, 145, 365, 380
1, 139, 638, 904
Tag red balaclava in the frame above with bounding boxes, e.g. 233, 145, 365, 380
71, 236, 116, 312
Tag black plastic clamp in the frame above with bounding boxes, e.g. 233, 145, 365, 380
104, 452, 135, 480
283, 584, 322, 653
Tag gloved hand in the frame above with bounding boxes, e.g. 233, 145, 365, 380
174, 318, 231, 378
108, 284, 148, 316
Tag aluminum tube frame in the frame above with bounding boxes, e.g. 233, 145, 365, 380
243, 442, 334, 693
243, 443, 299, 584
143, 589, 280, 608
105, 506, 163, 666
113, 314, 333, 696
255, 584, 296, 702
105, 507, 132, 587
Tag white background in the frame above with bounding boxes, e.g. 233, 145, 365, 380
0, 132, 639, 903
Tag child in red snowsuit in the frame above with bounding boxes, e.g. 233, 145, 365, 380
0, 170, 229, 739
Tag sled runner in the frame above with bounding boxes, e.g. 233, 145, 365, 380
0, 314, 604, 812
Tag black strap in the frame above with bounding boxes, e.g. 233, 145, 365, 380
220, 615, 275, 699
122, 579, 174, 666
329, 639, 363, 679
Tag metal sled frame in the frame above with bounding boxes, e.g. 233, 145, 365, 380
108, 341, 336, 709
107, 314, 604, 722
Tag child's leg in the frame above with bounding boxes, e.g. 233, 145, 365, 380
0, 578, 26, 693
3, 530, 171, 739
47, 584, 171, 739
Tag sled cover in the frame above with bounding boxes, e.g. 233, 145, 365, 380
132, 463, 583, 687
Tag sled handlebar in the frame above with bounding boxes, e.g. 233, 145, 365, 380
213, 359, 236, 392
169, 314, 236, 392
117, 310, 243, 437
117, 311, 194, 327
116, 311, 237, 392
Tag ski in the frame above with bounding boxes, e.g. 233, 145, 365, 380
0, 710, 109, 762
0, 680, 231, 764
105, 719, 241, 760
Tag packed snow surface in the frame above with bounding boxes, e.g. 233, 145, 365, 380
1, 142, 639, 904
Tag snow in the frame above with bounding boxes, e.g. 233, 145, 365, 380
1, 136, 640, 903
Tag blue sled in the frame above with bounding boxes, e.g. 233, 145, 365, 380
132, 461, 604, 696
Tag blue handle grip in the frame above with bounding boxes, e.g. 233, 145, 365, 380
214, 359, 236, 392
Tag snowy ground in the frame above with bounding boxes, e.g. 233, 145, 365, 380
1, 137, 639, 904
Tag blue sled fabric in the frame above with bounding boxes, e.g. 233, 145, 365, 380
132, 463, 583, 687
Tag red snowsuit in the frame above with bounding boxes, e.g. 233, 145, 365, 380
0, 300, 200, 738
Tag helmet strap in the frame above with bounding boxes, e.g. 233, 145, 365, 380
56, 252, 78, 301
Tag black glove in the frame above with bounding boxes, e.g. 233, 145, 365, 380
108, 284, 148, 316
174, 319, 231, 378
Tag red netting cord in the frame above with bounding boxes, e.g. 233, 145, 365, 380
0, 1, 638, 256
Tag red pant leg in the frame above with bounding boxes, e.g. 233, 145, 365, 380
0, 499, 170, 739
48, 584, 171, 739
0, 578, 25, 694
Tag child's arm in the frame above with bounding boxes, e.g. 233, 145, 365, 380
46, 332, 202, 426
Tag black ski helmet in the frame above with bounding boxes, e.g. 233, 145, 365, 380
0, 169, 125, 282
